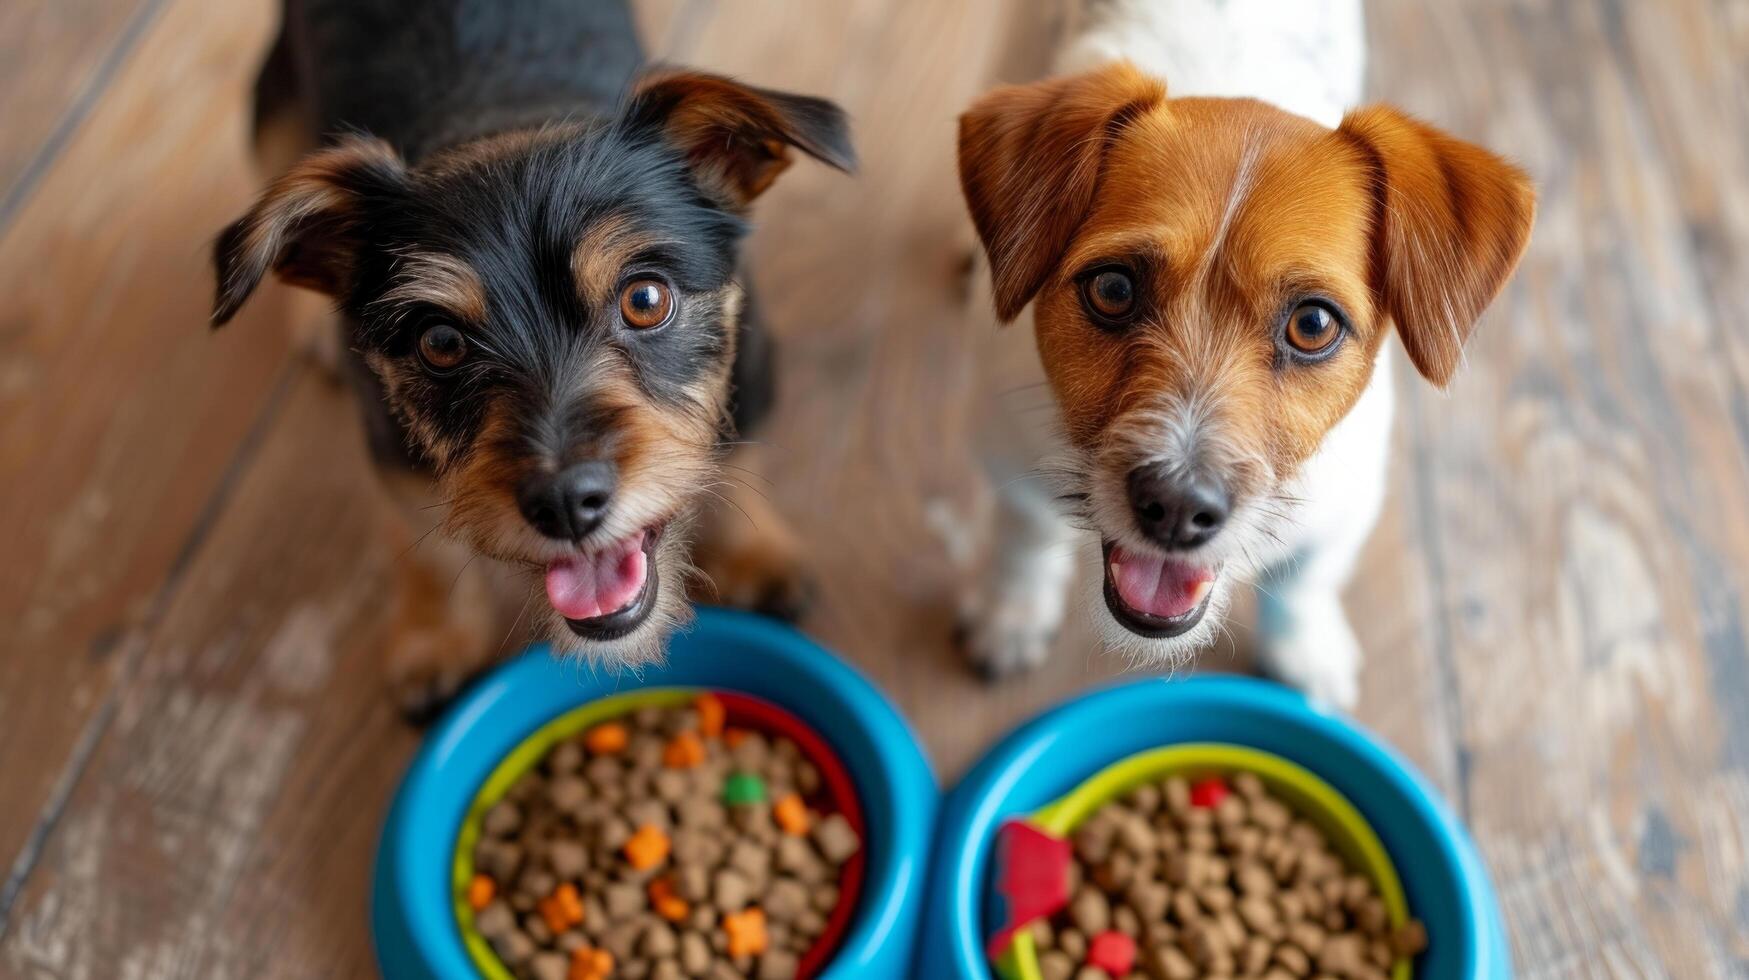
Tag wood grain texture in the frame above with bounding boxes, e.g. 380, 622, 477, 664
0, 0, 164, 228
1, 0, 1746, 975
0, 0, 290, 937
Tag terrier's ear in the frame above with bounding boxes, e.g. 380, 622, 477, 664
957, 62, 1166, 322
211, 136, 406, 325
1338, 106, 1535, 386
625, 69, 856, 207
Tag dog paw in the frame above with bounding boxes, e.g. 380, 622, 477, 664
1257, 599, 1361, 710
383, 625, 488, 724
956, 589, 1062, 681
695, 540, 817, 623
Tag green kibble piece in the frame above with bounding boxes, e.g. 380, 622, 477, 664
722, 771, 767, 805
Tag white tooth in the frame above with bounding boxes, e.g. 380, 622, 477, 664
1191, 579, 1213, 604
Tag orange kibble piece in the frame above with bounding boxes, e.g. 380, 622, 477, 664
694, 692, 726, 738
539, 882, 586, 934
568, 946, 614, 980
648, 877, 690, 922
723, 906, 769, 958
772, 793, 810, 836
723, 727, 751, 748
663, 730, 706, 768
584, 721, 628, 755
467, 874, 496, 911
624, 823, 671, 870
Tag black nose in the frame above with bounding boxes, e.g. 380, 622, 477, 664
1127, 464, 1230, 550
517, 461, 617, 541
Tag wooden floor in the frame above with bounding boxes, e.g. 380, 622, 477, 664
2, 0, 1747, 976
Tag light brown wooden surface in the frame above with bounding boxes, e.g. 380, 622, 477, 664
2, 0, 1746, 976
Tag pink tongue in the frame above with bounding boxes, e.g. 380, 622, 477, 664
1109, 545, 1215, 619
544, 533, 648, 621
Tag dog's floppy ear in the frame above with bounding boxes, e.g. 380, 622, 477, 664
210, 136, 407, 325
958, 63, 1166, 322
1338, 106, 1535, 386
626, 69, 855, 207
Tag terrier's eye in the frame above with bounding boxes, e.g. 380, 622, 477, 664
1284, 301, 1342, 357
417, 323, 467, 372
619, 278, 675, 329
1081, 268, 1137, 326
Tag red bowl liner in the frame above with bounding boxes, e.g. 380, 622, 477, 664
717, 691, 866, 978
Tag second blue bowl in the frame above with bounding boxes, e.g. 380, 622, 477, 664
915, 675, 1511, 980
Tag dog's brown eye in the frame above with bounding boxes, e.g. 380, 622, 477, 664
1082, 269, 1137, 324
1285, 302, 1341, 355
417, 323, 467, 371
619, 279, 674, 329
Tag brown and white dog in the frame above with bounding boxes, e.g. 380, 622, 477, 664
955, 0, 1533, 705
213, 0, 852, 715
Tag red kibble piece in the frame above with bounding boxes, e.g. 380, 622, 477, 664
1086, 930, 1136, 975
1189, 777, 1230, 809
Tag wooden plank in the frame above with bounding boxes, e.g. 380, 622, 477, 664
1366, 0, 1749, 974
0, 0, 163, 227
0, 0, 291, 932
1, 370, 408, 979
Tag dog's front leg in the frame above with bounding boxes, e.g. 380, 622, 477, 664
376, 471, 511, 721
958, 475, 1078, 679
1255, 544, 1367, 710
1254, 361, 1395, 710
690, 445, 815, 622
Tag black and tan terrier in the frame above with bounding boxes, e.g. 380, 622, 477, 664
212, 0, 853, 714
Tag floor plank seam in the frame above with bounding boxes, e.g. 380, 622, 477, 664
0, 362, 297, 942
0, 0, 171, 239
1401, 378, 1475, 822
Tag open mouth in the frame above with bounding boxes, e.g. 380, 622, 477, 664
1101, 540, 1219, 638
544, 525, 664, 641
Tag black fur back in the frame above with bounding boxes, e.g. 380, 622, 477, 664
282, 0, 646, 159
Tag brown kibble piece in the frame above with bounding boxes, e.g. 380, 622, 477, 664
712, 869, 752, 913
811, 813, 861, 864
1039, 949, 1076, 980
756, 949, 798, 980
529, 951, 568, 980
483, 800, 523, 838
1069, 885, 1111, 935
1391, 920, 1429, 956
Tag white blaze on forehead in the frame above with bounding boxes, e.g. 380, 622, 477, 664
1202, 132, 1262, 275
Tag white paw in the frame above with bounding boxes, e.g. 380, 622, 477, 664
958, 585, 1065, 680
1258, 594, 1361, 710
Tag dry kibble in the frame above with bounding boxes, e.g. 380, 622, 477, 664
1274, 942, 1311, 975
484, 801, 524, 838
1038, 949, 1076, 980
1391, 920, 1429, 957
469, 697, 854, 980
811, 813, 861, 865
1023, 768, 1428, 980
1070, 885, 1112, 935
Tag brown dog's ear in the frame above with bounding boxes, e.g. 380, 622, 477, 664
958, 63, 1166, 322
1338, 107, 1535, 386
625, 70, 855, 207
210, 136, 406, 325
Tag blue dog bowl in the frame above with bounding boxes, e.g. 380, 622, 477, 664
915, 675, 1511, 980
371, 608, 938, 979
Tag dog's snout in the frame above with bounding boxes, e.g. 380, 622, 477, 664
1127, 464, 1229, 550
517, 461, 617, 541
